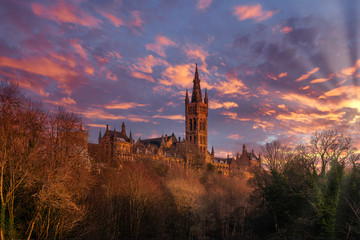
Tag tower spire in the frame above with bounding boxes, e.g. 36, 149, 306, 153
185, 89, 189, 104
191, 63, 202, 103
121, 122, 126, 134
204, 88, 208, 104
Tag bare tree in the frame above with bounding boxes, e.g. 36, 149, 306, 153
261, 140, 292, 172
310, 130, 353, 175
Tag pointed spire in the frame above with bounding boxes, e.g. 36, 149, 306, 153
242, 144, 246, 154
195, 63, 199, 79
211, 146, 214, 155
204, 88, 208, 104
129, 131, 133, 143
98, 130, 102, 140
80, 119, 83, 131
191, 63, 202, 103
106, 124, 109, 131
185, 89, 189, 104
121, 122, 125, 134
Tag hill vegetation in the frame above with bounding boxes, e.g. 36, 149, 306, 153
0, 81, 359, 239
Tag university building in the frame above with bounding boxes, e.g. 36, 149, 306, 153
90, 65, 260, 174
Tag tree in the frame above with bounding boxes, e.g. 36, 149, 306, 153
261, 140, 292, 172
310, 130, 353, 175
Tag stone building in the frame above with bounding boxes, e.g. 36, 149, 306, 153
89, 65, 260, 174
185, 64, 208, 155
98, 122, 133, 164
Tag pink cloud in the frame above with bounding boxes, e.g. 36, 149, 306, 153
130, 10, 143, 27
295, 67, 320, 82
32, 2, 101, 27
132, 55, 169, 74
100, 11, 124, 27
106, 70, 117, 81
227, 134, 243, 140
158, 64, 193, 88
233, 4, 277, 22
146, 35, 177, 57
197, 0, 212, 10
45, 96, 76, 106
280, 26, 293, 34
214, 74, 249, 96
80, 108, 150, 122
130, 71, 155, 83
71, 40, 87, 59
209, 100, 238, 109
105, 102, 148, 109
152, 114, 185, 121
0, 56, 77, 80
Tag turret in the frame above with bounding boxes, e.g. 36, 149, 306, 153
121, 122, 126, 134
185, 89, 189, 105
106, 124, 109, 131
191, 64, 202, 103
204, 89, 208, 104
242, 144, 246, 155
98, 130, 102, 143
211, 146, 214, 156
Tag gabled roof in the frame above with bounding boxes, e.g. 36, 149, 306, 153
104, 129, 129, 142
139, 133, 178, 147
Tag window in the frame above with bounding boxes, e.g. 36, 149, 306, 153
190, 119, 192, 131
194, 119, 197, 131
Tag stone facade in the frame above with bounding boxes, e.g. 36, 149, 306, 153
89, 65, 260, 174
185, 64, 208, 155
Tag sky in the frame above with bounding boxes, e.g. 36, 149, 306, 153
0, 0, 360, 157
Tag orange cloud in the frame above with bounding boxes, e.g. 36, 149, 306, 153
50, 52, 76, 67
86, 123, 107, 128
71, 40, 87, 59
278, 72, 288, 78
340, 59, 360, 76
197, 0, 212, 9
106, 71, 117, 81
280, 26, 293, 34
310, 74, 334, 84
45, 96, 76, 106
221, 111, 252, 121
130, 71, 155, 83
32, 2, 101, 27
159, 64, 193, 88
233, 4, 277, 22
295, 67, 320, 81
0, 56, 77, 79
209, 100, 238, 109
323, 85, 360, 98
81, 108, 149, 122
227, 134, 242, 140
131, 10, 143, 27
105, 102, 148, 109
132, 55, 169, 74
214, 77, 249, 96
146, 35, 177, 57
100, 11, 124, 27
152, 114, 185, 120
85, 66, 94, 75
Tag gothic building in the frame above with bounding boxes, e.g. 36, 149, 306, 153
89, 64, 260, 174
185, 64, 208, 154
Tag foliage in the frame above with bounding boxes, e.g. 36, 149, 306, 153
1, 81, 360, 239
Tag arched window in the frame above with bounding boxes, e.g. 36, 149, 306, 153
190, 136, 192, 142
194, 135, 196, 143
194, 118, 197, 131
190, 119, 192, 131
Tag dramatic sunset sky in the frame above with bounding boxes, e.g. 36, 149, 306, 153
1, 0, 360, 156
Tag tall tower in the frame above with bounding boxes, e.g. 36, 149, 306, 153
185, 64, 208, 154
